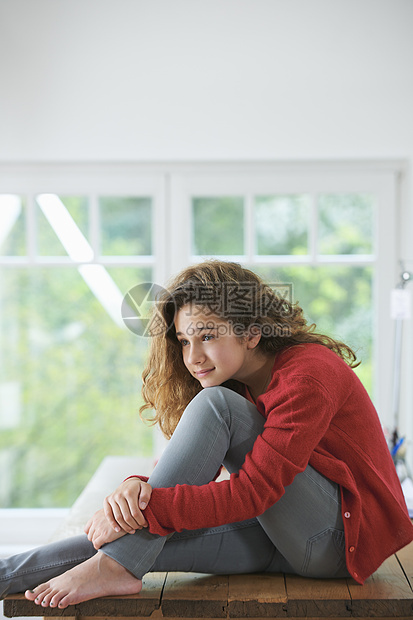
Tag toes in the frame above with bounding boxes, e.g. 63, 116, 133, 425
25, 585, 59, 608
49, 592, 65, 608
35, 590, 52, 606
39, 589, 56, 607
34, 590, 52, 606
57, 594, 72, 609
24, 579, 74, 609
25, 587, 48, 605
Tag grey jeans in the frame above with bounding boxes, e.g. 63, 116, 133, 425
0, 386, 349, 598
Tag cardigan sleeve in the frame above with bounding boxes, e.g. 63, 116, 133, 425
141, 374, 336, 536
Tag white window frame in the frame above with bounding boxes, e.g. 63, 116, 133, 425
0, 160, 406, 546
0, 163, 168, 283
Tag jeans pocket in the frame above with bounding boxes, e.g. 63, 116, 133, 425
301, 528, 348, 578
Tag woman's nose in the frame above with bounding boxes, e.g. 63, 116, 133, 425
187, 343, 205, 365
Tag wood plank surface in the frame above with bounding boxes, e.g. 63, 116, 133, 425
348, 554, 413, 617
160, 572, 228, 618
65, 615, 413, 620
396, 540, 413, 588
227, 573, 287, 617
284, 573, 351, 617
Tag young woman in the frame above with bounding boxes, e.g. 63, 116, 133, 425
1, 260, 412, 609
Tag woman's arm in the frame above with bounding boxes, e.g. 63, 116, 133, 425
84, 479, 152, 548
103, 477, 152, 533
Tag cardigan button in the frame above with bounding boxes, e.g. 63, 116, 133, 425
344, 511, 351, 518
349, 546, 355, 553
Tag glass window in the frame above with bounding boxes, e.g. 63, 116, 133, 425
255, 265, 373, 394
0, 187, 157, 508
192, 197, 244, 256
0, 265, 153, 507
0, 195, 26, 257
254, 195, 310, 256
99, 197, 152, 256
36, 195, 90, 258
318, 194, 375, 256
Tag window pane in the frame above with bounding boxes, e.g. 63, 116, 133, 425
0, 266, 153, 507
255, 195, 310, 256
254, 264, 374, 396
100, 197, 152, 256
0, 195, 26, 256
318, 194, 375, 255
192, 197, 244, 255
36, 195, 90, 258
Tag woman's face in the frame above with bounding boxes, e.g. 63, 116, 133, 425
174, 304, 258, 387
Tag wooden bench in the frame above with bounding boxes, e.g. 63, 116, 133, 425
3, 457, 413, 619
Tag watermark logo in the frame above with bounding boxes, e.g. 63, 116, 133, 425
121, 281, 293, 338
179, 320, 292, 339
121, 283, 173, 337
182, 282, 293, 318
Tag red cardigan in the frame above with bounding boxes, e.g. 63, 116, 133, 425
137, 344, 413, 584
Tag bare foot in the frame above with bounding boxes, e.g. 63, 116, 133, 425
24, 551, 142, 609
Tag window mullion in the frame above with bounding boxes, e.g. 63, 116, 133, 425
310, 193, 318, 265
169, 175, 191, 277
89, 194, 99, 262
153, 173, 170, 286
245, 193, 254, 264
26, 193, 37, 264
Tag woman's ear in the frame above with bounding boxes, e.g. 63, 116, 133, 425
246, 326, 261, 349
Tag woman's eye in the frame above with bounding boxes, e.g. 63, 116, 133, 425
179, 339, 189, 346
203, 334, 215, 342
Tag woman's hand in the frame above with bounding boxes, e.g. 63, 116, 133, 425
103, 477, 152, 534
84, 508, 128, 549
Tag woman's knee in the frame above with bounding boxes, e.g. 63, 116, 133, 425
185, 386, 264, 438
174, 387, 233, 440
185, 386, 232, 420
191, 385, 231, 404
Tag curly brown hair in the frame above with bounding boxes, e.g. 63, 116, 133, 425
140, 260, 358, 438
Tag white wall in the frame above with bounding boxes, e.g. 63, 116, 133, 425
0, 0, 412, 164
0, 0, 412, 439
1, 0, 412, 252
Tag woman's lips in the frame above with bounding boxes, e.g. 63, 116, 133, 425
196, 368, 215, 377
